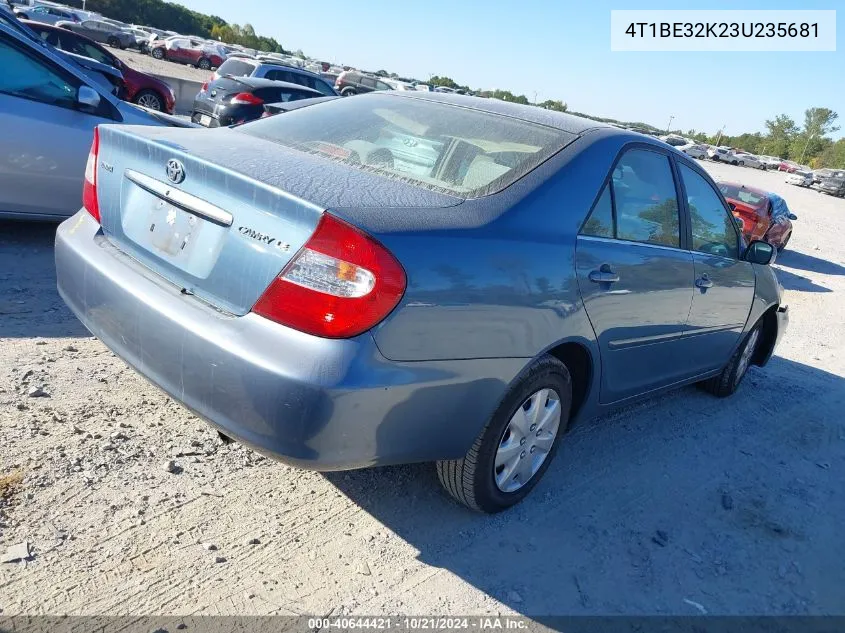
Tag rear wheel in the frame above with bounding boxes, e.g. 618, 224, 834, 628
699, 322, 761, 397
436, 356, 572, 513
341, 87, 357, 97
134, 89, 164, 111
107, 36, 121, 48
197, 57, 212, 70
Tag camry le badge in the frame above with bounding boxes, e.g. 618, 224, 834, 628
166, 159, 186, 184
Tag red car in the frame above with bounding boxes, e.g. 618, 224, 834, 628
25, 21, 176, 113
717, 181, 796, 252
150, 37, 225, 70
778, 161, 800, 173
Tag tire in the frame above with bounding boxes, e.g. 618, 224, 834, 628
739, 161, 745, 167
436, 356, 572, 513
341, 87, 358, 97
151, 47, 165, 60
699, 322, 762, 397
777, 233, 791, 253
197, 57, 212, 70
133, 89, 164, 111
107, 36, 120, 48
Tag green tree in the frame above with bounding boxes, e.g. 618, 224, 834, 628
763, 114, 799, 158
817, 139, 845, 169
538, 99, 567, 112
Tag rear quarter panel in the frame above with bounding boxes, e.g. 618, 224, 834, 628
368, 131, 627, 364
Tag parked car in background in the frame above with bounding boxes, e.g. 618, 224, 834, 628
56, 92, 787, 513
261, 95, 338, 117
191, 76, 321, 127
812, 168, 845, 183
56, 18, 134, 49
210, 56, 337, 96
708, 146, 738, 164
735, 153, 763, 169
818, 174, 845, 197
13, 4, 81, 25
2, 7, 124, 96
778, 161, 800, 173
680, 143, 707, 159
717, 182, 796, 252
150, 37, 224, 69
0, 21, 192, 221
26, 20, 175, 112
756, 155, 779, 170
334, 70, 393, 95
381, 78, 416, 91
122, 26, 151, 51
659, 134, 690, 148
785, 169, 813, 187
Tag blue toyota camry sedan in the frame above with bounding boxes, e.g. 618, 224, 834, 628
56, 92, 788, 512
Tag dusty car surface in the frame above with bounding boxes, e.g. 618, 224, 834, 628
55, 93, 788, 512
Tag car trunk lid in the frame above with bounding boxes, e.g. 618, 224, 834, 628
93, 124, 461, 315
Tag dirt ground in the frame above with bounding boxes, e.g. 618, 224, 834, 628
1, 161, 844, 618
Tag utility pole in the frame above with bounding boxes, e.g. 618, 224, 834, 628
799, 132, 815, 165
666, 115, 674, 133
715, 124, 726, 147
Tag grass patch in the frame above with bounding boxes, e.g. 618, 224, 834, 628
0, 469, 24, 506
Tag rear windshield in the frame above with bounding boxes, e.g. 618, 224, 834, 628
217, 58, 256, 78
717, 183, 766, 207
237, 94, 574, 197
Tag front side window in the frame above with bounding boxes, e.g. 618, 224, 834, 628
612, 149, 681, 247
308, 77, 336, 96
679, 164, 739, 259
0, 37, 77, 107
59, 32, 112, 65
239, 94, 573, 197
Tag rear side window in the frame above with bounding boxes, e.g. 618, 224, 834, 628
580, 149, 681, 248
307, 77, 336, 96
239, 93, 574, 198
257, 87, 311, 103
581, 186, 614, 238
360, 76, 376, 88
217, 58, 255, 77
264, 68, 295, 82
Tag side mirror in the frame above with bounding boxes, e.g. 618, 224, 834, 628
788, 213, 798, 221
77, 85, 101, 109
745, 240, 775, 265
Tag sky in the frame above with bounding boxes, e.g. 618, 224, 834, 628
174, 0, 844, 138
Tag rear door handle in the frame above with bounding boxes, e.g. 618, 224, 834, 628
588, 269, 620, 284
695, 275, 714, 289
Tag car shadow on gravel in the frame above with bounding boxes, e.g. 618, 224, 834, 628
772, 267, 832, 293
0, 221, 89, 338
326, 356, 845, 617
775, 250, 845, 277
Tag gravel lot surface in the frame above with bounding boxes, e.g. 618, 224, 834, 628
1, 160, 844, 618
114, 47, 213, 83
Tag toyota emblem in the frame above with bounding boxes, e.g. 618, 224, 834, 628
166, 159, 186, 184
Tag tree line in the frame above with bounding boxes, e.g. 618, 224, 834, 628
67, 0, 285, 52
679, 108, 842, 169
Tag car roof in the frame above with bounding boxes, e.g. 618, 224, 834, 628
219, 75, 323, 93
366, 91, 612, 135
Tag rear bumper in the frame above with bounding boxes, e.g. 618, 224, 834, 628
55, 211, 523, 470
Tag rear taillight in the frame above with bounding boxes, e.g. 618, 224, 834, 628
252, 213, 406, 338
82, 127, 100, 223
230, 92, 263, 105
201, 81, 208, 92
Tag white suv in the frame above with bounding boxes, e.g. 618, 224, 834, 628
707, 146, 738, 165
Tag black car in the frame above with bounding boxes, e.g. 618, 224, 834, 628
261, 95, 338, 117
818, 176, 845, 197
333, 71, 393, 96
191, 76, 321, 127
